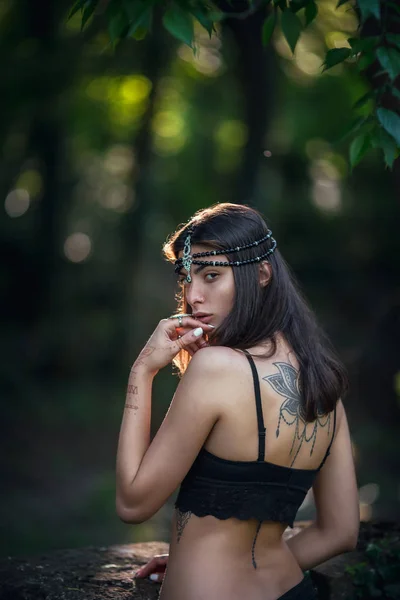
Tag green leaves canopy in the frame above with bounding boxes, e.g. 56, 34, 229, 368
68, 0, 400, 169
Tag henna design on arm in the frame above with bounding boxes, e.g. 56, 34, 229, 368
124, 368, 141, 412
134, 346, 156, 367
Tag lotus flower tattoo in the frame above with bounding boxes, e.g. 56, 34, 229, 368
263, 362, 331, 468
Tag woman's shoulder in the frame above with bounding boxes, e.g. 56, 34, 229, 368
186, 345, 245, 374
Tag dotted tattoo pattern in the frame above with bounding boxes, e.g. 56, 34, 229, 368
176, 509, 192, 543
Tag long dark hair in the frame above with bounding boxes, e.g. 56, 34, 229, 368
163, 203, 347, 421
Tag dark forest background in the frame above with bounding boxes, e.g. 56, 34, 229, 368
1, 0, 399, 559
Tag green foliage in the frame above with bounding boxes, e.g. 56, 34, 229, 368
377, 108, 400, 146
345, 538, 400, 599
280, 8, 302, 54
304, 1, 317, 27
66, 0, 400, 170
376, 47, 400, 81
163, 3, 195, 49
358, 0, 380, 22
350, 133, 371, 169
262, 9, 276, 47
323, 47, 351, 71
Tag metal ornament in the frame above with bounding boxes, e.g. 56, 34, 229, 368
182, 229, 193, 283
174, 228, 277, 277
169, 313, 191, 327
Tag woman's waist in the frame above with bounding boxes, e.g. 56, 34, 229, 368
165, 536, 303, 600
170, 511, 294, 565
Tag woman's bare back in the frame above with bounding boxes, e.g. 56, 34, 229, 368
159, 338, 335, 600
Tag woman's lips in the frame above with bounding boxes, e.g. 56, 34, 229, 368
195, 315, 213, 324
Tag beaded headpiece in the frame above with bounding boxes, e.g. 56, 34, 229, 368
174, 224, 277, 283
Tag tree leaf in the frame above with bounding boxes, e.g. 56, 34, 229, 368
262, 10, 276, 46
386, 33, 400, 48
348, 35, 378, 55
68, 0, 85, 20
208, 10, 225, 22
358, 0, 380, 21
376, 47, 400, 80
131, 26, 148, 40
392, 86, 400, 101
352, 90, 375, 110
163, 4, 194, 48
105, 0, 129, 43
190, 5, 214, 37
350, 134, 371, 168
323, 47, 351, 71
108, 12, 129, 42
357, 51, 376, 71
281, 9, 302, 54
125, 0, 153, 38
377, 107, 400, 145
335, 116, 373, 144
304, 0, 318, 26
81, 0, 99, 30
371, 127, 398, 169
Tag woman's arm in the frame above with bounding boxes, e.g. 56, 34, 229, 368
286, 521, 356, 571
115, 318, 214, 522
116, 352, 155, 515
287, 400, 359, 570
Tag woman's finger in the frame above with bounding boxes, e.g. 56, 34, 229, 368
175, 326, 205, 353
134, 555, 168, 578
148, 572, 165, 583
165, 317, 214, 338
187, 342, 199, 355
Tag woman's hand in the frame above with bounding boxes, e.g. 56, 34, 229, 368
134, 553, 169, 583
135, 316, 214, 376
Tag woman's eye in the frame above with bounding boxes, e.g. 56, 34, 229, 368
205, 272, 219, 281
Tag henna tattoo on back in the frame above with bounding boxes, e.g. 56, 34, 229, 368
263, 362, 331, 467
175, 508, 192, 543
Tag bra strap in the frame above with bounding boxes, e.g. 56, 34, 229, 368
242, 350, 266, 462
318, 402, 337, 470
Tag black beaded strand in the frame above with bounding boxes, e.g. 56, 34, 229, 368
174, 237, 277, 273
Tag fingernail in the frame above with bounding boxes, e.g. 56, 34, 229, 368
149, 574, 158, 582
207, 324, 215, 328
193, 327, 203, 337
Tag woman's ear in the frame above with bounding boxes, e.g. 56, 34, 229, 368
259, 261, 272, 288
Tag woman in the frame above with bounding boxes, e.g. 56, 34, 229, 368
116, 203, 359, 600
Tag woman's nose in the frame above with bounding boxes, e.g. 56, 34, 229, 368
186, 281, 204, 306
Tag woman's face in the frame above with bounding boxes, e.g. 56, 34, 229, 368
177, 244, 235, 328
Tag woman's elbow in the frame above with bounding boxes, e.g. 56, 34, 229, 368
338, 520, 360, 552
116, 498, 146, 524
344, 526, 359, 551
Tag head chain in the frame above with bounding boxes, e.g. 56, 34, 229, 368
174, 225, 277, 283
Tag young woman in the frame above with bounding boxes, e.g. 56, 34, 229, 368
116, 203, 359, 600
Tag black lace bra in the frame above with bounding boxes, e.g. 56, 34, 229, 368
174, 349, 337, 568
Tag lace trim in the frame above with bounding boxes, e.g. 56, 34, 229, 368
175, 478, 307, 526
